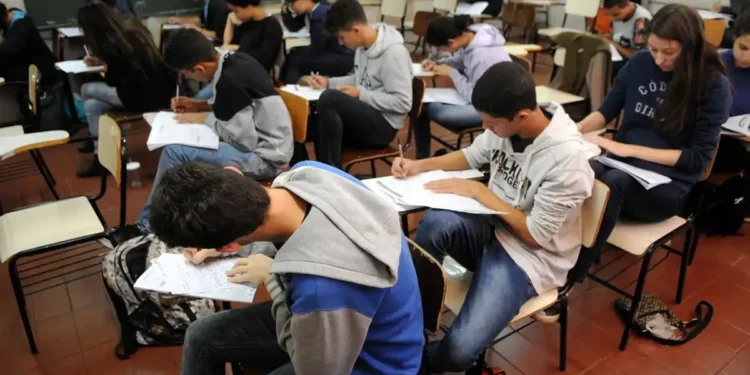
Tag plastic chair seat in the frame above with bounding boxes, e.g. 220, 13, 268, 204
0, 196, 105, 262
607, 216, 687, 256
538, 27, 582, 38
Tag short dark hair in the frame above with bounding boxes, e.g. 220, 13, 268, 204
735, 9, 750, 38
163, 29, 217, 70
324, 0, 367, 34
149, 162, 271, 249
426, 15, 473, 47
226, 0, 262, 7
472, 62, 537, 120
603, 0, 628, 9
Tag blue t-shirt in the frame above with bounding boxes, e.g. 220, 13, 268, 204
721, 50, 750, 116
597, 50, 731, 192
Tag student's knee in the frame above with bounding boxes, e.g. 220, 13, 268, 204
598, 168, 633, 194
81, 83, 96, 100
437, 334, 483, 371
415, 210, 469, 255
317, 89, 347, 107
183, 317, 214, 355
161, 144, 194, 163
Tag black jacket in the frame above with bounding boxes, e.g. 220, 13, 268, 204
231, 16, 282, 73
281, 2, 351, 57
0, 10, 58, 85
202, 0, 230, 43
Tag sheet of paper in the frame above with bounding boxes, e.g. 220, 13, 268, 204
722, 115, 750, 137
413, 63, 435, 77
281, 85, 324, 101
162, 24, 182, 31
582, 141, 602, 160
455, 1, 489, 16
596, 156, 671, 190
135, 254, 257, 304
609, 43, 623, 62
58, 27, 83, 38
55, 60, 106, 74
697, 9, 732, 20
423, 88, 469, 106
284, 30, 311, 39
147, 111, 220, 151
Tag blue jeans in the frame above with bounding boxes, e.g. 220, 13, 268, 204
81, 82, 123, 152
415, 210, 537, 372
194, 85, 213, 100
415, 102, 482, 159
137, 142, 281, 232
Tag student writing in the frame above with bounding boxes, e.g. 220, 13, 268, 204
602, 0, 652, 77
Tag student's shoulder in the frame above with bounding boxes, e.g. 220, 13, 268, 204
263, 15, 283, 32
310, 3, 331, 19
292, 161, 368, 189
630, 49, 653, 63
288, 273, 384, 317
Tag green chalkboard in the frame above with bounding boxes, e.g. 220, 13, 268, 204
133, 0, 203, 17
24, 0, 86, 29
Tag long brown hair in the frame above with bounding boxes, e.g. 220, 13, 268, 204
647, 4, 727, 136
77, 3, 162, 76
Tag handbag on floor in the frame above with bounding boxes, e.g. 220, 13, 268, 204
614, 293, 713, 346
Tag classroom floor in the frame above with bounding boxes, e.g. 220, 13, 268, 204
1, 50, 749, 375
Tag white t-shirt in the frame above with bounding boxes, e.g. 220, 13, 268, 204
613, 3, 652, 50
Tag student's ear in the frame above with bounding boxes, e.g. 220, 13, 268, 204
217, 241, 242, 253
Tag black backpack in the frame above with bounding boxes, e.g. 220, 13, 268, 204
695, 176, 746, 236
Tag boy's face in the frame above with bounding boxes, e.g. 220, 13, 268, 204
229, 4, 255, 22
182, 63, 213, 83
478, 110, 528, 138
336, 25, 364, 49
604, 4, 629, 22
290, 0, 314, 14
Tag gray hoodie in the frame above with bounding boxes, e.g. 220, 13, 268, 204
462, 102, 595, 294
439, 23, 511, 102
328, 23, 413, 130
263, 163, 424, 374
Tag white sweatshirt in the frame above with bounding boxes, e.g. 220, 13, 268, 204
462, 102, 595, 294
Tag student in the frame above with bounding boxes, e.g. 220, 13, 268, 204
167, 0, 231, 42
308, 0, 412, 169
148, 161, 425, 374
394, 62, 594, 373
415, 15, 510, 159
602, 0, 652, 77
0, 3, 57, 86
714, 0, 750, 48
98, 0, 137, 17
75, 3, 176, 177
222, 0, 283, 73
577, 5, 731, 263
134, 28, 293, 234
279, 0, 354, 84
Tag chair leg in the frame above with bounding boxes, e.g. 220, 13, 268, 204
687, 221, 701, 266
9, 257, 38, 354
558, 297, 569, 371
30, 150, 59, 200
370, 160, 377, 177
401, 214, 410, 235
33, 149, 56, 186
676, 235, 690, 304
413, 36, 422, 53
619, 246, 654, 351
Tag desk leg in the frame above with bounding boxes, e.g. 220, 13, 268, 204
62, 73, 80, 127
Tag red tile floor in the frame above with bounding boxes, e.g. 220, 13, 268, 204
1, 54, 749, 375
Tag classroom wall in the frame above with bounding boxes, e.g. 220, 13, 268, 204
4, 0, 26, 11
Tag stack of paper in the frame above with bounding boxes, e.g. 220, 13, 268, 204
58, 27, 83, 38
697, 9, 732, 21
55, 60, 106, 74
455, 1, 489, 16
596, 156, 671, 190
413, 63, 435, 77
281, 85, 324, 101
135, 253, 257, 303
721, 115, 750, 137
283, 30, 311, 39
423, 88, 469, 106
372, 170, 504, 215
146, 111, 220, 151
162, 24, 182, 31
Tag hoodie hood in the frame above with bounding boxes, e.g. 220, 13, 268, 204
364, 22, 406, 59
269, 164, 402, 288
466, 24, 506, 52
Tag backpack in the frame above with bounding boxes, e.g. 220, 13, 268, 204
614, 293, 713, 346
695, 175, 746, 236
102, 234, 217, 359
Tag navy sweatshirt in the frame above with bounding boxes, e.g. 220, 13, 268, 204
281, 2, 351, 57
202, 0, 231, 43
598, 50, 731, 192
722, 50, 750, 116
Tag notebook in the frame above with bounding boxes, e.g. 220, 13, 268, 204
55, 60, 106, 74
146, 111, 220, 151
721, 115, 750, 137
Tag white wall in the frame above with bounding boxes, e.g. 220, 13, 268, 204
3, 0, 26, 11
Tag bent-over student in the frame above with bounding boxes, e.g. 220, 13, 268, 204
0, 3, 57, 86
167, 0, 231, 43
149, 161, 425, 375
395, 61, 594, 373
222, 0, 282, 73
308, 0, 412, 169
602, 0, 652, 77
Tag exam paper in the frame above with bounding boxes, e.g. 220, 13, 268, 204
58, 27, 83, 38
422, 88, 469, 106
55, 60, 106, 74
596, 156, 671, 190
281, 85, 325, 101
413, 63, 435, 77
455, 1, 489, 16
609, 44, 623, 62
146, 111, 220, 151
722, 115, 750, 137
284, 30, 311, 38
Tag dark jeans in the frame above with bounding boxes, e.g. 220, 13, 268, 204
415, 210, 537, 372
181, 302, 291, 375
280, 47, 354, 84
314, 89, 397, 169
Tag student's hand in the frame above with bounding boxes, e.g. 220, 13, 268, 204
309, 73, 329, 89
424, 178, 490, 200
172, 96, 201, 113
83, 56, 103, 67
226, 254, 274, 284
432, 65, 455, 77
174, 112, 208, 124
183, 23, 199, 31
184, 248, 222, 265
712, 3, 721, 12
228, 12, 242, 25
587, 135, 635, 158
421, 59, 436, 71
222, 44, 240, 51
167, 16, 180, 24
392, 157, 423, 178
338, 85, 360, 98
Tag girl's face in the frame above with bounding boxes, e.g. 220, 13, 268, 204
647, 34, 683, 72
733, 34, 750, 68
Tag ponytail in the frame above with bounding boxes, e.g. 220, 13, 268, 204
425, 15, 474, 46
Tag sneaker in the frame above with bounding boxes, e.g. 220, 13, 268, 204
76, 158, 105, 178
77, 139, 95, 154
532, 305, 560, 323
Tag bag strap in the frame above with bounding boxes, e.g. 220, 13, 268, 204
649, 301, 713, 346
179, 302, 199, 322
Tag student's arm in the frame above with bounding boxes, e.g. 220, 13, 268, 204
328, 74, 356, 88
0, 20, 32, 56
281, 7, 306, 32
615, 17, 649, 59
578, 56, 631, 132
613, 43, 637, 59
449, 57, 494, 102
223, 14, 236, 48
358, 47, 412, 114
203, 80, 259, 151
437, 54, 465, 70
249, 19, 283, 72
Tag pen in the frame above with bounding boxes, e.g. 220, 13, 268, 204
83, 45, 91, 56
397, 135, 404, 168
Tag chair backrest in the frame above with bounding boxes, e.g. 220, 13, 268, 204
704, 19, 726, 47
97, 115, 124, 187
381, 0, 409, 19
565, 0, 600, 18
581, 179, 610, 248
28, 65, 39, 116
277, 89, 310, 143
550, 32, 611, 97
146, 17, 165, 50
433, 0, 458, 13
501, 3, 537, 29
407, 238, 447, 335
410, 77, 426, 120
585, 44, 613, 113
412, 11, 440, 37
510, 54, 531, 72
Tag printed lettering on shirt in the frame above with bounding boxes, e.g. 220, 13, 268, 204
634, 80, 667, 119
490, 149, 532, 203
358, 65, 372, 88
